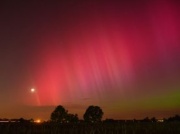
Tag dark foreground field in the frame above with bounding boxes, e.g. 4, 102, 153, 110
1, 122, 180, 134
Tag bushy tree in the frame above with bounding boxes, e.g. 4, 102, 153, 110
83, 105, 103, 123
66, 113, 79, 123
50, 105, 79, 123
50, 105, 68, 123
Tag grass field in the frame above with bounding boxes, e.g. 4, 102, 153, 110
1, 122, 180, 134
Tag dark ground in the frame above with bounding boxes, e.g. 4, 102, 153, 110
1, 122, 180, 134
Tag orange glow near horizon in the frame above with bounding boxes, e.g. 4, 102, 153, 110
34, 119, 41, 123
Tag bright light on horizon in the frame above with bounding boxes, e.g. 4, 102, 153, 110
34, 119, 41, 123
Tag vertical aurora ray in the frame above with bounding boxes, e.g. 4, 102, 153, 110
30, 28, 135, 105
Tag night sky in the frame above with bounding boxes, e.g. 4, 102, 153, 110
0, 0, 180, 121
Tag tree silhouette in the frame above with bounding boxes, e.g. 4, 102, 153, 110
167, 114, 180, 122
142, 117, 151, 122
66, 113, 79, 123
50, 105, 68, 123
151, 117, 157, 122
83, 105, 103, 123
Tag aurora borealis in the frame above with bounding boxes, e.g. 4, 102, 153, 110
0, 0, 180, 120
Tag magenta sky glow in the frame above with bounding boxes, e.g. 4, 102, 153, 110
0, 0, 180, 120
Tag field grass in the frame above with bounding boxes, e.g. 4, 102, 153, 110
0, 122, 180, 134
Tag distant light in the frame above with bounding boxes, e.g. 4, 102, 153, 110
0, 121, 9, 122
157, 119, 164, 122
34, 119, 41, 123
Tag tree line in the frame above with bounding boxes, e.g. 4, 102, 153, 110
50, 105, 103, 123
50, 105, 180, 123
1, 105, 179, 123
